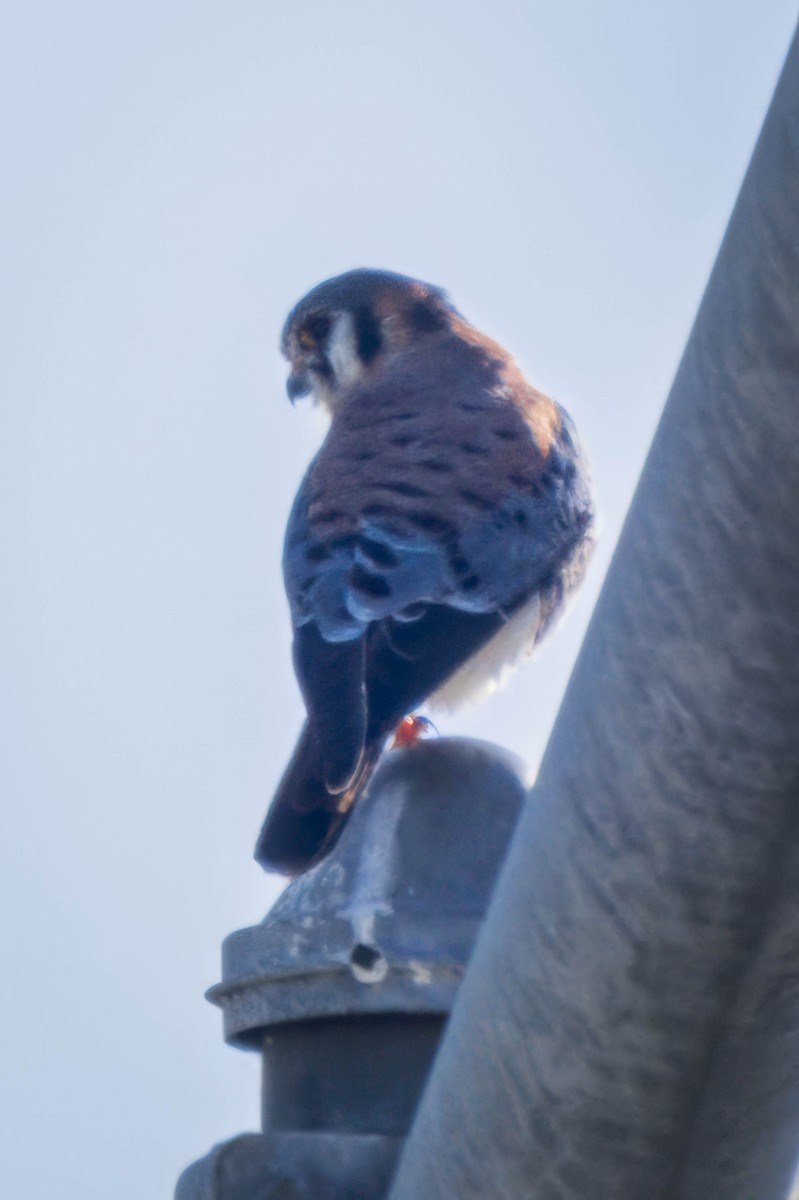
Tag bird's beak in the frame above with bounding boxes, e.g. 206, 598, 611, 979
286, 368, 312, 405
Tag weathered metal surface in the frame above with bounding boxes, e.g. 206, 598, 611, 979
177, 739, 526, 1198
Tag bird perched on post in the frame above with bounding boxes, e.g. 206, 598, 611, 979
256, 269, 594, 875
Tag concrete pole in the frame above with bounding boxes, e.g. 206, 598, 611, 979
390, 28, 799, 1200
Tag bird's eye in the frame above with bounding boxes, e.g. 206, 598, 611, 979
299, 313, 331, 348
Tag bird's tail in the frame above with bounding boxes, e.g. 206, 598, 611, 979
254, 720, 382, 876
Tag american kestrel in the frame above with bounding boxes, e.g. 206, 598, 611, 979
256, 269, 594, 874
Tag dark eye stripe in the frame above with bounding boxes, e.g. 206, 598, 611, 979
354, 305, 382, 363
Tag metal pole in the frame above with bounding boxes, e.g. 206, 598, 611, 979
390, 28, 799, 1200
175, 740, 526, 1199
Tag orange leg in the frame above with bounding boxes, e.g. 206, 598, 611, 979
391, 714, 438, 749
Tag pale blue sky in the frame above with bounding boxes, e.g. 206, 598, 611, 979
2, 4, 796, 1197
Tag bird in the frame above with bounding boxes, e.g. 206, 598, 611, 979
255, 269, 594, 875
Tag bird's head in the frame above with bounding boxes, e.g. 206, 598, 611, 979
280, 269, 456, 412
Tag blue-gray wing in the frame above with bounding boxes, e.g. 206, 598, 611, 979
283, 407, 591, 642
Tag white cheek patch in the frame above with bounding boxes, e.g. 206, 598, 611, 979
327, 312, 364, 389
